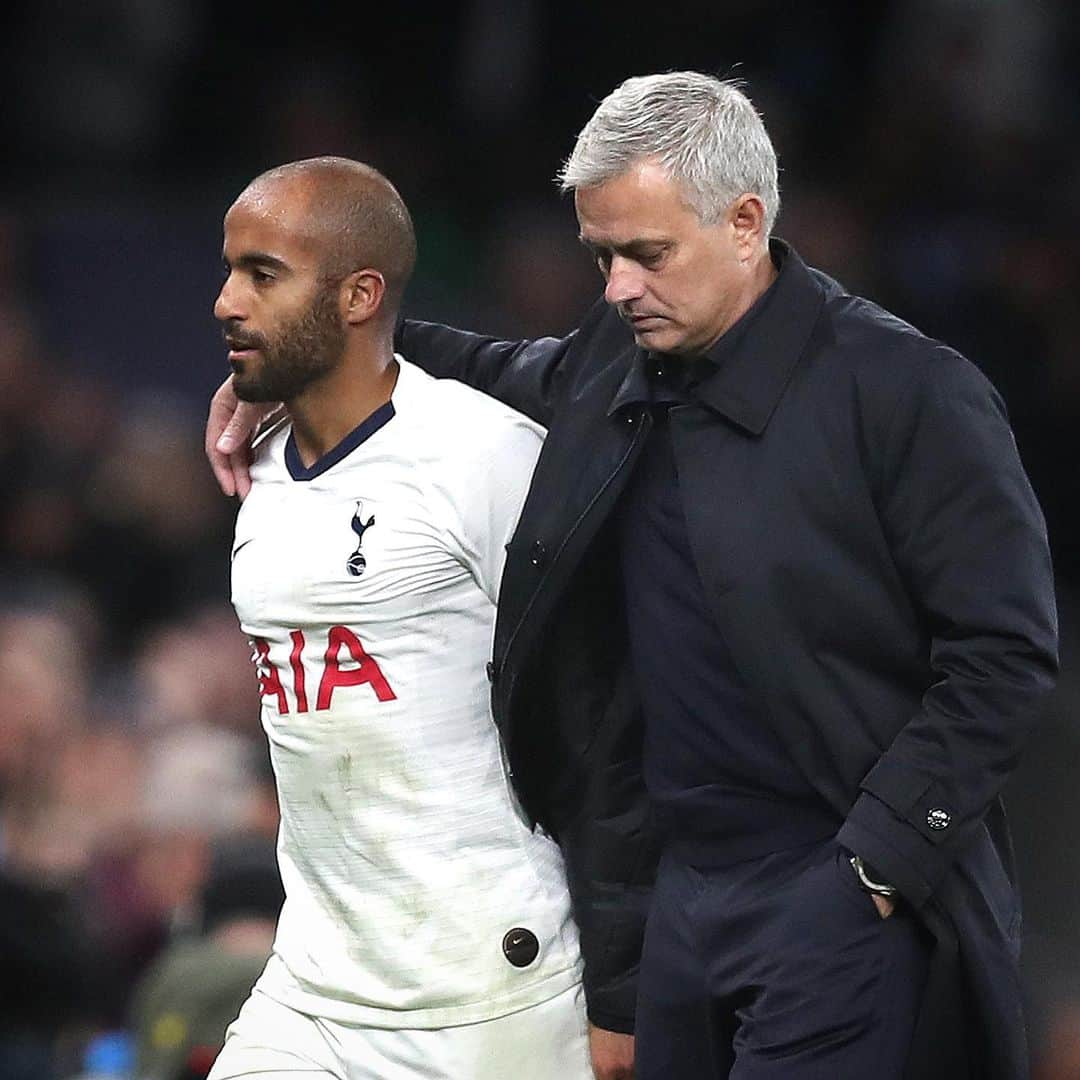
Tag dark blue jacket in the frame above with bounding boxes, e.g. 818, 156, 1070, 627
399, 241, 1058, 1077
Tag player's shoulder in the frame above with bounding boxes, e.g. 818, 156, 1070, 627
394, 356, 546, 449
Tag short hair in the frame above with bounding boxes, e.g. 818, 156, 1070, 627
249, 156, 417, 314
557, 72, 780, 234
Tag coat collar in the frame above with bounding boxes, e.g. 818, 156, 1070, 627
608, 239, 826, 435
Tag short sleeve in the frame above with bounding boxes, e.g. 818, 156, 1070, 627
443, 411, 546, 605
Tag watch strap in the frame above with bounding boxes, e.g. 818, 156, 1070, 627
849, 854, 898, 897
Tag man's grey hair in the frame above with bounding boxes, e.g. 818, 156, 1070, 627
557, 72, 780, 235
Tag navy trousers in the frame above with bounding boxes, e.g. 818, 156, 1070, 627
636, 839, 931, 1079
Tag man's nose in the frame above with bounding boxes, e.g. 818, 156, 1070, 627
214, 275, 243, 323
604, 256, 645, 306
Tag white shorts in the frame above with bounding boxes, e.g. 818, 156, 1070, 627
206, 982, 592, 1080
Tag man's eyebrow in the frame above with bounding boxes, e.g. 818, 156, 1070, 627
578, 235, 667, 254
223, 252, 291, 272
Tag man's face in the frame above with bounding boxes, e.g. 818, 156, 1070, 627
214, 184, 346, 403
575, 160, 750, 356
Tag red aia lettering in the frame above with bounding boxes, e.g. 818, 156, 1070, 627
252, 627, 396, 713
289, 629, 308, 712
253, 637, 289, 715
317, 625, 397, 709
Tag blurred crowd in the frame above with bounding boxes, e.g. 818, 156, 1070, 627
1, 1, 1079, 1077
0, 338, 282, 1075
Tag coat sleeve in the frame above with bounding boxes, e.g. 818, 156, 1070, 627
554, 679, 659, 1034
837, 349, 1059, 908
505, 555, 660, 1033
395, 319, 578, 428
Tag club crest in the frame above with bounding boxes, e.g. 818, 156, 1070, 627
347, 502, 375, 577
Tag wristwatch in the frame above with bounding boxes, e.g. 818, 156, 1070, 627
848, 854, 898, 898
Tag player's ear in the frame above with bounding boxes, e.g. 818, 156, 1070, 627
343, 269, 386, 325
728, 193, 767, 260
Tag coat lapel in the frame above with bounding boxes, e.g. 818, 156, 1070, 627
692, 240, 827, 435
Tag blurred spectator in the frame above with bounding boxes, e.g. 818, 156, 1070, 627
80, 393, 234, 658
0, 606, 112, 1078
129, 603, 261, 736
129, 833, 283, 1080
0, 607, 91, 805
478, 202, 599, 339
0, 863, 102, 1080
82, 723, 271, 1025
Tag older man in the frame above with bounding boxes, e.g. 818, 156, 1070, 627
209, 75, 1057, 1079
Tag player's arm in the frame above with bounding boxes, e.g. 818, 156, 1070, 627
396, 293, 617, 429
394, 317, 581, 430
837, 350, 1058, 907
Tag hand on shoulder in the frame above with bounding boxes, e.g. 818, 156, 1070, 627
205, 376, 278, 499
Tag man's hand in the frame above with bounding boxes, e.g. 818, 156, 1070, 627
871, 894, 896, 919
589, 1023, 634, 1079
205, 376, 277, 499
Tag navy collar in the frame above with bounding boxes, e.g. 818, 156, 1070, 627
285, 401, 396, 481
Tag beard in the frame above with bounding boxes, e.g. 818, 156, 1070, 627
228, 284, 347, 403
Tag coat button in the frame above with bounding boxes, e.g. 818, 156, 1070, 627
927, 808, 951, 830
502, 928, 540, 968
485, 660, 499, 683
529, 540, 547, 568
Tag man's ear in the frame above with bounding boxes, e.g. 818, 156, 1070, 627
343, 269, 386, 325
729, 194, 767, 260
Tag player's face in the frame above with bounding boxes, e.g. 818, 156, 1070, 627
215, 188, 346, 403
575, 159, 756, 356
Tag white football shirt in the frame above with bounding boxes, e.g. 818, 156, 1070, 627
231, 357, 581, 1029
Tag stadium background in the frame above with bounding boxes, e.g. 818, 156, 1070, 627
1, 1, 1078, 1076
